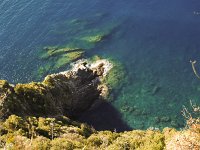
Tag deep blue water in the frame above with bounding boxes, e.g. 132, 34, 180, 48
1, 0, 200, 130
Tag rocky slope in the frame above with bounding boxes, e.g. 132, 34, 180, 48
0, 59, 112, 119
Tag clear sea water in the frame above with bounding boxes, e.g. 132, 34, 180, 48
0, 0, 200, 131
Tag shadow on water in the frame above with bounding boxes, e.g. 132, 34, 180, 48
77, 102, 132, 132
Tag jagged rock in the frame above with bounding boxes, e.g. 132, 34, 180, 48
0, 59, 112, 119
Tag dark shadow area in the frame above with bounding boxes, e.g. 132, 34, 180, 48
76, 102, 132, 132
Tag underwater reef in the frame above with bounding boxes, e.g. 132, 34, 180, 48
34, 17, 123, 80
0, 59, 199, 150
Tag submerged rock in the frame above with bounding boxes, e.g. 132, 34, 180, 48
39, 46, 83, 60
53, 51, 84, 69
0, 59, 112, 119
81, 35, 104, 43
38, 46, 85, 77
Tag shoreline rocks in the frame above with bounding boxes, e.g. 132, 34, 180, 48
0, 59, 112, 120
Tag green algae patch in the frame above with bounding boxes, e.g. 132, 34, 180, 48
36, 17, 123, 79
39, 46, 58, 59
81, 34, 105, 43
47, 16, 122, 51
66, 39, 96, 50
74, 23, 119, 49
89, 55, 102, 62
102, 59, 128, 100
53, 51, 84, 69
37, 46, 85, 77
39, 46, 83, 60
37, 63, 52, 79
51, 12, 117, 38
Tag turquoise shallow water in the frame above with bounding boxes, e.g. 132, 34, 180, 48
0, 0, 200, 130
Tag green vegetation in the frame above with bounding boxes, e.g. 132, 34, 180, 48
1, 114, 199, 149
0, 115, 95, 149
0, 80, 9, 89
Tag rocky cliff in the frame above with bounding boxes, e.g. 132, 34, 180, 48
0, 59, 112, 119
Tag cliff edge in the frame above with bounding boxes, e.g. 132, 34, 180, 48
0, 59, 112, 119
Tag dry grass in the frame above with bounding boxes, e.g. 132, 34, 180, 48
166, 101, 200, 150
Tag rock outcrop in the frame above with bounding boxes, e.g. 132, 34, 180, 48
0, 59, 112, 119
